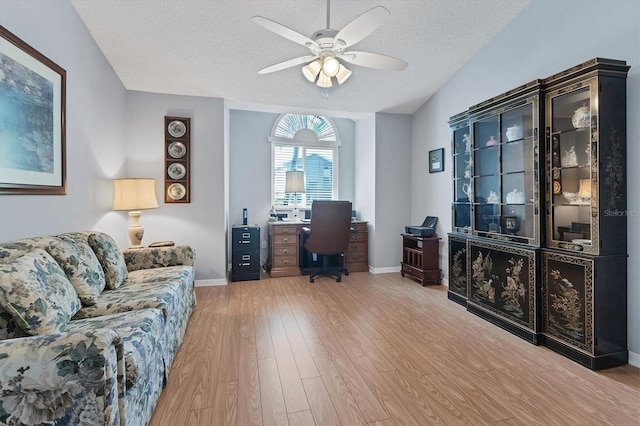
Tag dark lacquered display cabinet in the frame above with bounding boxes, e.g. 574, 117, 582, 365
468, 239, 540, 343
541, 58, 629, 369
447, 234, 468, 305
467, 81, 543, 247
447, 58, 629, 369
448, 111, 471, 304
542, 251, 627, 369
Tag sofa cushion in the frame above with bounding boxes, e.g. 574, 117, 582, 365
65, 309, 165, 393
88, 232, 128, 289
45, 236, 106, 306
73, 280, 182, 322
0, 248, 81, 335
0, 305, 28, 339
0, 236, 61, 264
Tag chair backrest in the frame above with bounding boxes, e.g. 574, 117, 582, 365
305, 200, 353, 255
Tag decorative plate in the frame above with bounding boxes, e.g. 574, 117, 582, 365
167, 162, 186, 180
167, 183, 186, 200
168, 120, 187, 138
168, 141, 186, 158
553, 181, 561, 194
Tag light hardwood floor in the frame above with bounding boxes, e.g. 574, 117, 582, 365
150, 272, 640, 425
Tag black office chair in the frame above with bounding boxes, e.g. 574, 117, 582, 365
303, 200, 352, 283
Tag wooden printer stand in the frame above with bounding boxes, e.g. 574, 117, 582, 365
401, 234, 441, 285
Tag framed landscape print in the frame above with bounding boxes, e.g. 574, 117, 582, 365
429, 147, 444, 173
0, 26, 66, 194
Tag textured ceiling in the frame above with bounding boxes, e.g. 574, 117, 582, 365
71, 0, 530, 118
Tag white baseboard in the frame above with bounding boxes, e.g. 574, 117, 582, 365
195, 278, 228, 287
370, 266, 401, 274
628, 350, 640, 367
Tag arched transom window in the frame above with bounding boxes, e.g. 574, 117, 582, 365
270, 114, 340, 208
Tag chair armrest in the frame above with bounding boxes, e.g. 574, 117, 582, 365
123, 245, 196, 272
0, 329, 123, 425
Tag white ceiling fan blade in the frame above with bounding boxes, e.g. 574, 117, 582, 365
257, 55, 318, 74
339, 51, 407, 70
252, 16, 319, 50
334, 6, 389, 48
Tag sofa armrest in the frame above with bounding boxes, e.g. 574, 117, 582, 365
0, 329, 123, 425
123, 245, 196, 272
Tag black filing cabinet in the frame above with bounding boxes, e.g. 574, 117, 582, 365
232, 225, 260, 281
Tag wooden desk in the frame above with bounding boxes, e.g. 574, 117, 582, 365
266, 221, 368, 278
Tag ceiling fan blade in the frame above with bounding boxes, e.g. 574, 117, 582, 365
339, 51, 407, 70
252, 16, 319, 49
257, 55, 318, 74
334, 6, 389, 48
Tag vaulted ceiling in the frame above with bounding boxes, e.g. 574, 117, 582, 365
71, 0, 530, 118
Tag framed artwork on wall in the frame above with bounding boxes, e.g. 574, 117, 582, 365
0, 26, 66, 194
429, 147, 444, 173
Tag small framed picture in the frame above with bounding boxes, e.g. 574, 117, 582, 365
429, 148, 444, 173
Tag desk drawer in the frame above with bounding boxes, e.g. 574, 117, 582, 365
348, 242, 366, 254
273, 245, 297, 256
349, 232, 367, 242
273, 234, 297, 245
350, 223, 368, 232
272, 255, 298, 268
273, 226, 298, 235
345, 252, 367, 263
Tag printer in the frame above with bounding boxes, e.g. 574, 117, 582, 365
405, 216, 438, 237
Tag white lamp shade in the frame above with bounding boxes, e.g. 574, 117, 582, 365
322, 56, 340, 77
113, 178, 159, 211
285, 170, 305, 193
577, 178, 591, 199
302, 59, 322, 82
316, 70, 332, 88
336, 64, 352, 85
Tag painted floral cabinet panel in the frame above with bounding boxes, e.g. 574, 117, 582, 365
541, 250, 627, 369
467, 239, 539, 341
447, 234, 468, 305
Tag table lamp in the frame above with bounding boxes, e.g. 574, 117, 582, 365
113, 178, 159, 248
285, 170, 305, 222
577, 178, 591, 205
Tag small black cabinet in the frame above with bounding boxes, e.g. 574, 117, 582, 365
232, 225, 260, 282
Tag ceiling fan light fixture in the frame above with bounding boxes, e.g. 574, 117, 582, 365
316, 70, 333, 88
335, 64, 352, 85
302, 59, 322, 82
322, 56, 340, 77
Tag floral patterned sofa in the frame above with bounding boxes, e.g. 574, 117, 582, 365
0, 231, 196, 425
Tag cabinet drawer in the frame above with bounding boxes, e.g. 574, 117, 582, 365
273, 234, 297, 245
350, 223, 368, 232
347, 242, 366, 254
345, 252, 366, 263
272, 255, 297, 267
273, 245, 297, 256
232, 252, 259, 264
349, 232, 367, 242
273, 226, 298, 235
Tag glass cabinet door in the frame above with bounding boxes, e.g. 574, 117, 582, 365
471, 97, 540, 245
546, 78, 596, 251
452, 123, 471, 232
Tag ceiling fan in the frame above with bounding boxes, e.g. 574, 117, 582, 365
252, 0, 407, 88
